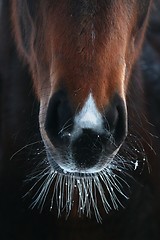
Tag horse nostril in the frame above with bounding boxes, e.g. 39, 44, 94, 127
45, 90, 73, 145
104, 94, 127, 147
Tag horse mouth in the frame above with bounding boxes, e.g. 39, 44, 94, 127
46, 147, 115, 177
41, 129, 122, 178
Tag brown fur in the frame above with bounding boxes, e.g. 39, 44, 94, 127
11, 1, 152, 111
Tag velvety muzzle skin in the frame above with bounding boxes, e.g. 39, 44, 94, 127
40, 91, 127, 173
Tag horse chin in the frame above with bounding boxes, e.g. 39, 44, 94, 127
40, 125, 122, 177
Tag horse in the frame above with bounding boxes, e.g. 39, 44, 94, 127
0, 0, 160, 239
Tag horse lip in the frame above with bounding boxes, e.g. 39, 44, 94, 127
45, 146, 116, 177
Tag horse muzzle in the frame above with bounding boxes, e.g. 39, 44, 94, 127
40, 90, 127, 174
